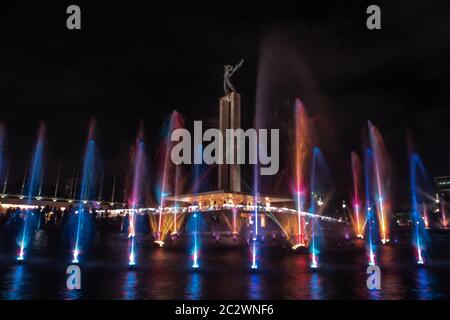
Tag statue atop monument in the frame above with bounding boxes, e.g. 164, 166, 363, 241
223, 59, 244, 95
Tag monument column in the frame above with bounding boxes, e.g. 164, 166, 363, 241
218, 91, 241, 192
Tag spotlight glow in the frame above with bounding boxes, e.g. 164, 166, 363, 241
369, 251, 375, 266
72, 248, 80, 264
192, 252, 199, 269
128, 249, 136, 266
292, 243, 306, 250
154, 240, 165, 247
192, 212, 200, 269
17, 246, 25, 261
251, 241, 258, 270
310, 254, 318, 269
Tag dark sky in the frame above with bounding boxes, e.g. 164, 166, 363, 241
1, 1, 449, 208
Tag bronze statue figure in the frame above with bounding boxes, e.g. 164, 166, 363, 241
224, 59, 244, 95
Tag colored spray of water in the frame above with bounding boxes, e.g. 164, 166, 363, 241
72, 121, 98, 264
441, 201, 448, 229
232, 208, 238, 237
251, 160, 259, 270
192, 212, 199, 269
351, 151, 364, 238
172, 162, 182, 237
308, 147, 331, 270
368, 121, 391, 244
293, 98, 311, 249
155, 111, 184, 247
364, 149, 377, 266
410, 153, 430, 265
17, 124, 45, 261
128, 127, 148, 267
251, 119, 261, 270
309, 148, 320, 269
190, 147, 204, 269
422, 202, 429, 229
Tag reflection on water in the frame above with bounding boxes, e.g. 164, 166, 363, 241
63, 285, 83, 300
310, 273, 323, 300
368, 282, 382, 300
0, 231, 449, 299
123, 271, 138, 300
186, 272, 201, 300
5, 265, 27, 300
61, 267, 83, 300
248, 273, 262, 300
415, 268, 437, 300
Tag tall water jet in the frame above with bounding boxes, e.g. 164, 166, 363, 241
171, 163, 182, 237
72, 120, 99, 264
293, 98, 311, 249
188, 146, 204, 270
17, 123, 45, 261
251, 143, 259, 270
364, 149, 377, 266
368, 121, 391, 245
351, 151, 364, 238
154, 111, 184, 247
309, 148, 319, 269
409, 153, 431, 265
441, 200, 448, 228
170, 145, 189, 239
2, 158, 11, 196
308, 148, 323, 269
309, 147, 331, 269
127, 125, 148, 267
422, 202, 429, 229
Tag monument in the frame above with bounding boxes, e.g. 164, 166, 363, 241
166, 59, 291, 208
219, 59, 244, 192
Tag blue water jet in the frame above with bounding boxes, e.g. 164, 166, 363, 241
71, 134, 99, 264
364, 149, 378, 266
189, 145, 205, 269
308, 147, 330, 269
251, 141, 260, 270
409, 153, 431, 265
17, 125, 45, 261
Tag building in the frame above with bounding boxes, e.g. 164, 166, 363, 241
435, 175, 450, 200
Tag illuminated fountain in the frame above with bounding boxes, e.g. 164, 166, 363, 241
368, 121, 391, 245
422, 202, 429, 229
364, 149, 377, 266
71, 120, 99, 264
190, 147, 206, 270
308, 147, 330, 269
251, 158, 259, 270
293, 98, 311, 249
17, 123, 45, 261
171, 156, 185, 239
409, 153, 430, 265
191, 212, 200, 269
127, 125, 148, 267
441, 199, 448, 229
351, 151, 364, 238
153, 111, 185, 247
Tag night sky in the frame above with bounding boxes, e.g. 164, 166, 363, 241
1, 1, 449, 209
